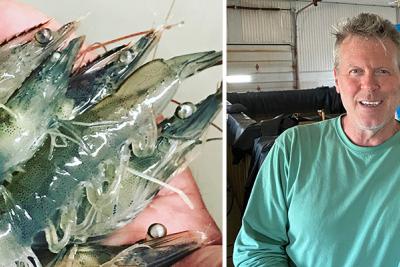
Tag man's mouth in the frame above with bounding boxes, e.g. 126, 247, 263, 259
359, 100, 382, 107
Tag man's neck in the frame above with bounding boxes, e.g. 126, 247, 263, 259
341, 115, 400, 147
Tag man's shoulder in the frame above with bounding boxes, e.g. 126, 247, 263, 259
280, 118, 337, 139
270, 118, 339, 162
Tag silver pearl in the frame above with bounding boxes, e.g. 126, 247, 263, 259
35, 28, 53, 45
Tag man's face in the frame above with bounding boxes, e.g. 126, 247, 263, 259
334, 35, 400, 133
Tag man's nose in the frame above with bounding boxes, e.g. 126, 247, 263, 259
360, 72, 379, 91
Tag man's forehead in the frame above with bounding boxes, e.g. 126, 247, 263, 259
335, 37, 400, 70
339, 35, 398, 58
341, 35, 396, 49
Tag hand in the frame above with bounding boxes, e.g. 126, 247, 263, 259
104, 168, 222, 266
0, 1, 222, 266
0, 0, 59, 40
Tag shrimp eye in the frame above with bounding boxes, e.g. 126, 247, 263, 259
119, 49, 136, 64
175, 102, 196, 119
147, 223, 167, 239
35, 28, 53, 45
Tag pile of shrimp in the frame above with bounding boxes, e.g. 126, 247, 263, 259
0, 15, 221, 267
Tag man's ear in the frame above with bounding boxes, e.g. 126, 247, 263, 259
333, 68, 340, 94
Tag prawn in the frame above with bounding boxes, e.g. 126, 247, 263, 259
0, 36, 84, 178
0, 50, 220, 266
47, 227, 207, 267
64, 28, 162, 119
0, 20, 78, 104
69, 86, 222, 242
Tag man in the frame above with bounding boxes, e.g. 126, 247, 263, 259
233, 13, 400, 267
0, 0, 221, 266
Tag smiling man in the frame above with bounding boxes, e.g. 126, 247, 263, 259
233, 13, 400, 267
334, 26, 400, 146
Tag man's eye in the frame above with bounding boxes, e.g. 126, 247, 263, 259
376, 69, 390, 75
349, 69, 362, 74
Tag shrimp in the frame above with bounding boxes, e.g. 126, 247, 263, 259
0, 20, 78, 104
63, 22, 183, 120
69, 87, 222, 242
37, 88, 220, 266
48, 229, 207, 267
63, 29, 162, 119
0, 36, 84, 178
70, 50, 221, 158
0, 50, 220, 266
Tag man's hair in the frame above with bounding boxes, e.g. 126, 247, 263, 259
333, 13, 400, 69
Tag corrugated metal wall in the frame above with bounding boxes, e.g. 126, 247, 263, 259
227, 0, 296, 92
227, 0, 293, 44
227, 0, 398, 92
242, 10, 292, 43
228, 44, 293, 91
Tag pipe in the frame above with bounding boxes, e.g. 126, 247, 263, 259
226, 5, 291, 11
290, 10, 299, 89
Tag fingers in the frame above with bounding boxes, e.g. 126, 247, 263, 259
172, 245, 222, 267
103, 168, 221, 246
0, 0, 60, 41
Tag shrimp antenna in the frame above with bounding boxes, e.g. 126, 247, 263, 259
76, 3, 181, 67
76, 20, 180, 69
76, 29, 153, 66
211, 124, 222, 133
151, 0, 177, 59
165, 0, 176, 23
80, 29, 153, 55
126, 167, 194, 210
76, 12, 91, 23
205, 137, 222, 143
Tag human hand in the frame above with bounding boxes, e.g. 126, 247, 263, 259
104, 168, 222, 266
0, 0, 59, 40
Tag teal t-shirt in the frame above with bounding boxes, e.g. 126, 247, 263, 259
233, 116, 400, 267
